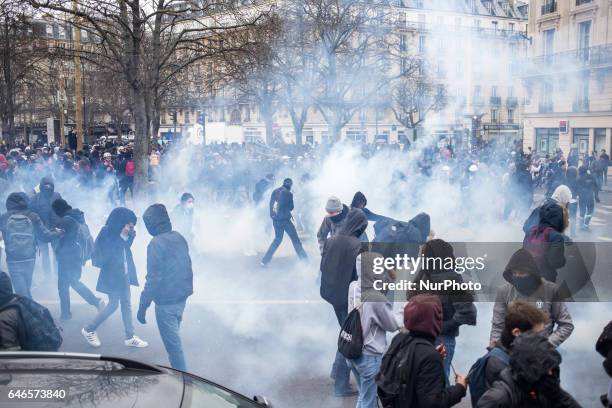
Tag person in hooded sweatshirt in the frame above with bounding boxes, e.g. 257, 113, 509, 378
317, 196, 349, 254
51, 198, 102, 321
261, 178, 307, 266
489, 249, 574, 350
347, 251, 401, 408
81, 207, 148, 349
320, 208, 368, 397
410, 239, 477, 385
576, 165, 597, 230
29, 176, 62, 276
597, 321, 612, 408
0, 272, 25, 350
523, 193, 568, 283
0, 192, 60, 298
138, 204, 193, 371
170, 192, 195, 244
478, 332, 580, 408
377, 294, 467, 408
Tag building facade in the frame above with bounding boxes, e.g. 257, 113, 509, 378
521, 0, 612, 159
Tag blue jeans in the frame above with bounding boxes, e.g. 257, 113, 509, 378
347, 354, 382, 408
86, 276, 134, 339
7, 260, 36, 298
58, 264, 99, 318
436, 335, 456, 386
155, 301, 187, 371
332, 304, 351, 395
261, 219, 307, 264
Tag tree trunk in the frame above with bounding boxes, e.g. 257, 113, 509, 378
263, 112, 274, 145
132, 86, 149, 195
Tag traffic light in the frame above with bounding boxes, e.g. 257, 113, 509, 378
197, 111, 205, 125
171, 111, 177, 123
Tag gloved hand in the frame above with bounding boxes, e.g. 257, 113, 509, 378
137, 305, 148, 324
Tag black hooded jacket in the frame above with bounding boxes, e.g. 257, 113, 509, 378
523, 202, 566, 282
320, 209, 367, 307
478, 334, 580, 408
92, 207, 138, 295
141, 204, 193, 307
0, 272, 24, 351
29, 177, 62, 228
0, 193, 58, 262
317, 204, 349, 253
53, 207, 87, 269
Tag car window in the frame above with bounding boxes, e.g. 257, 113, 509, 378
181, 375, 261, 408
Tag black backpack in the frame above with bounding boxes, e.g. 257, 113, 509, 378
76, 222, 94, 264
5, 214, 36, 261
3, 296, 63, 351
338, 307, 363, 359
376, 333, 429, 408
468, 347, 510, 406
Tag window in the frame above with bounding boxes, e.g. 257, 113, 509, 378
508, 109, 514, 124
509, 22, 515, 32
491, 86, 498, 96
578, 20, 591, 61
572, 128, 590, 157
574, 74, 590, 112
492, 21, 498, 31
419, 36, 426, 53
399, 34, 407, 51
491, 109, 498, 123
536, 128, 559, 155
595, 128, 606, 152
544, 29, 555, 56
473, 85, 482, 105
540, 82, 554, 112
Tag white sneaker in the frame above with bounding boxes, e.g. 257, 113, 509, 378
125, 335, 148, 348
81, 328, 101, 348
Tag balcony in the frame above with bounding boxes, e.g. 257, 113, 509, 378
517, 44, 612, 76
576, 0, 592, 5
490, 96, 501, 106
541, 2, 557, 15
507, 97, 518, 108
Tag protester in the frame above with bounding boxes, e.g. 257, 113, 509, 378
51, 198, 102, 320
82, 207, 148, 348
30, 176, 62, 276
489, 249, 574, 349
469, 300, 548, 406
601, 149, 610, 185
577, 165, 597, 230
316, 196, 349, 254
0, 192, 61, 298
478, 332, 581, 407
410, 239, 477, 384
597, 321, 612, 408
565, 167, 579, 237
0, 272, 25, 350
261, 178, 307, 266
346, 251, 401, 408
320, 208, 368, 397
253, 173, 274, 204
138, 204, 193, 371
171, 192, 195, 243
377, 294, 467, 407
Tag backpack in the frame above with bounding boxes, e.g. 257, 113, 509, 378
125, 159, 135, 177
468, 347, 511, 406
376, 333, 429, 408
76, 222, 95, 264
338, 307, 363, 360
3, 296, 63, 351
5, 214, 36, 261
524, 225, 553, 260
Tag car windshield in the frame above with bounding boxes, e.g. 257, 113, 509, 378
181, 374, 261, 408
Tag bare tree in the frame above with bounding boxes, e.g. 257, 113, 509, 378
392, 60, 447, 141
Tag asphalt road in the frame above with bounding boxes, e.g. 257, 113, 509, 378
24, 188, 612, 408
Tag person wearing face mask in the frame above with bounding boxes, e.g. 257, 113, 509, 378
30, 176, 62, 277
81, 207, 148, 349
478, 332, 580, 408
260, 178, 307, 266
171, 193, 195, 244
489, 249, 574, 350
316, 196, 349, 254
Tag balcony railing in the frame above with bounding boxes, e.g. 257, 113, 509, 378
507, 97, 518, 107
541, 2, 557, 15
516, 44, 612, 76
539, 102, 554, 113
576, 0, 592, 6
396, 20, 528, 41
490, 96, 502, 106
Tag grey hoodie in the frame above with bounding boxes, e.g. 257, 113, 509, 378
348, 252, 401, 356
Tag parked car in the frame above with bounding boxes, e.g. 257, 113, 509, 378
0, 352, 272, 407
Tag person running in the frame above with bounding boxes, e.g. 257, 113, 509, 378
51, 198, 103, 321
138, 204, 193, 371
81, 207, 148, 348
260, 178, 307, 266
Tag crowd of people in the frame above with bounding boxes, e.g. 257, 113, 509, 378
0, 134, 610, 407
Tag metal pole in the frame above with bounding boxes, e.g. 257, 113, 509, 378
73, 0, 84, 150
